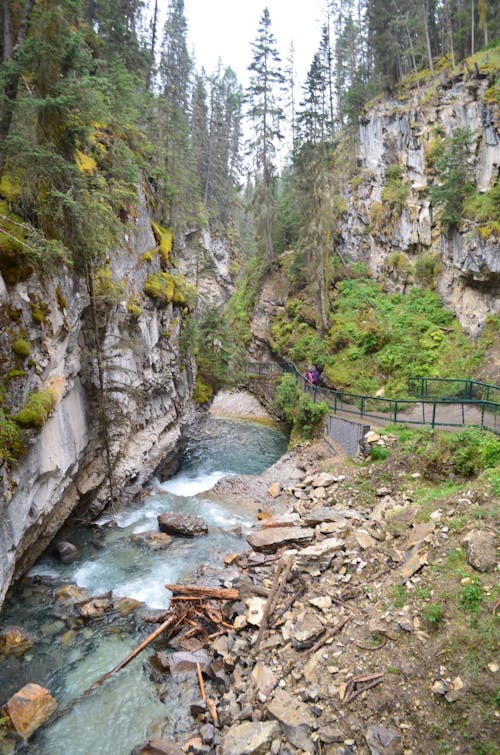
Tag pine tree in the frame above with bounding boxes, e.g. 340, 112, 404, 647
245, 7, 285, 262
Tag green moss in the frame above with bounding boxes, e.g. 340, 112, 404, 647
151, 222, 173, 264
382, 164, 409, 214
142, 248, 157, 263
93, 267, 126, 303
126, 294, 142, 318
0, 409, 24, 462
15, 388, 58, 429
56, 286, 67, 312
143, 271, 187, 307
30, 299, 50, 326
463, 182, 500, 240
0, 172, 21, 202
6, 369, 26, 380
11, 337, 31, 359
193, 374, 213, 404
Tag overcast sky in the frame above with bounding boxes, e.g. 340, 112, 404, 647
183, 0, 325, 88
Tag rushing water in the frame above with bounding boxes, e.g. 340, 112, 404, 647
0, 416, 288, 754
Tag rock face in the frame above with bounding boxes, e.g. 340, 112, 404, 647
339, 68, 499, 335
0, 192, 235, 608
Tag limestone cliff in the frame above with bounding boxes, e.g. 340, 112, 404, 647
339, 59, 499, 334
0, 195, 234, 607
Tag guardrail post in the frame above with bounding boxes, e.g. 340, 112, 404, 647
431, 402, 436, 428
393, 401, 397, 423
360, 397, 365, 417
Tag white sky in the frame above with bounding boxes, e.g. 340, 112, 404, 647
183, 0, 325, 88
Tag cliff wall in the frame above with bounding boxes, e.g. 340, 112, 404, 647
339, 62, 499, 334
0, 195, 235, 606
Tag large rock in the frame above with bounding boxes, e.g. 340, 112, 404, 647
246, 526, 314, 553
221, 720, 279, 755
0, 625, 33, 656
7, 683, 58, 740
465, 530, 497, 572
266, 688, 316, 751
292, 536, 344, 576
130, 531, 173, 549
157, 512, 208, 537
53, 540, 80, 564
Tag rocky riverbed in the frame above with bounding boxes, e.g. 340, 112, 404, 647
1, 422, 498, 754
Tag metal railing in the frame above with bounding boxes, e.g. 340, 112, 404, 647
246, 361, 500, 434
408, 376, 500, 404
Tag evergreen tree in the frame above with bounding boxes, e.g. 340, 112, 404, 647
245, 7, 285, 262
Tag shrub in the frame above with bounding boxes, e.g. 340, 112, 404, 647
382, 164, 408, 214
274, 373, 328, 443
422, 603, 445, 628
93, 267, 126, 303
11, 337, 30, 359
15, 388, 58, 429
370, 445, 391, 461
193, 374, 213, 404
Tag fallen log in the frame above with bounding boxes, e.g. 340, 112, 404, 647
165, 584, 239, 601
254, 554, 293, 651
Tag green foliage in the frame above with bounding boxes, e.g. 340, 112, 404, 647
382, 164, 408, 214
93, 267, 126, 304
370, 445, 391, 461
414, 254, 440, 287
430, 128, 476, 228
15, 388, 58, 429
226, 256, 266, 348
422, 603, 445, 628
0, 409, 25, 462
449, 427, 500, 477
459, 579, 483, 613
463, 181, 500, 240
193, 374, 213, 404
274, 373, 328, 443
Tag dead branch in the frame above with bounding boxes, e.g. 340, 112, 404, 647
165, 584, 239, 601
342, 672, 385, 704
254, 554, 294, 651
307, 613, 353, 655
196, 662, 206, 700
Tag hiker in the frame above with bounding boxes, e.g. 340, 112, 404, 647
310, 365, 319, 386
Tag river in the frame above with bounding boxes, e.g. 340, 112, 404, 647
0, 416, 288, 754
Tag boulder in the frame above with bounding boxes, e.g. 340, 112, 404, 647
157, 512, 208, 537
464, 530, 497, 572
0, 625, 33, 656
55, 584, 89, 603
365, 724, 403, 754
7, 683, 57, 740
246, 526, 314, 553
77, 595, 113, 618
292, 610, 325, 649
292, 537, 344, 576
221, 720, 279, 755
53, 541, 80, 564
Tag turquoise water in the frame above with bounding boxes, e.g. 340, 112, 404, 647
0, 416, 287, 754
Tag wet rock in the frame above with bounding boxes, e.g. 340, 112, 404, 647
53, 540, 80, 564
77, 595, 113, 618
464, 530, 497, 572
221, 720, 279, 755
0, 625, 33, 656
365, 725, 402, 754
54, 584, 89, 603
115, 597, 143, 616
130, 531, 173, 549
6, 683, 58, 740
131, 740, 184, 755
266, 688, 316, 751
246, 526, 314, 553
157, 513, 208, 537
